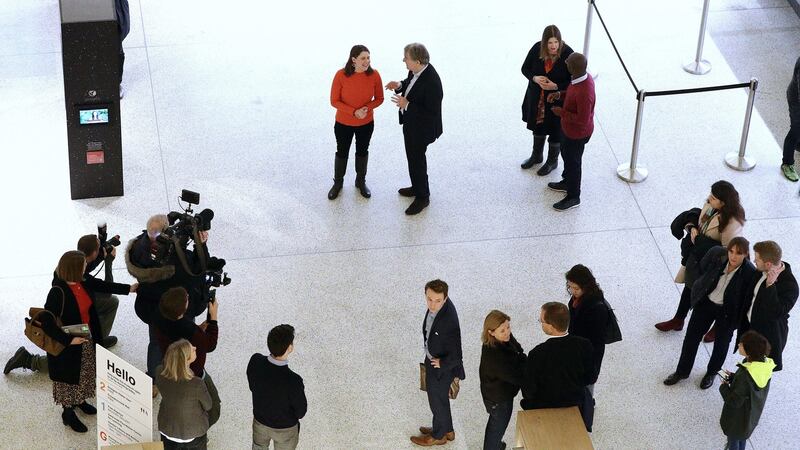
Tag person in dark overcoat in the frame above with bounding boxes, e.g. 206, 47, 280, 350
520, 24, 574, 175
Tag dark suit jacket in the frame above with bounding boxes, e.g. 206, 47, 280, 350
737, 262, 798, 371
521, 335, 596, 410
396, 64, 443, 146
423, 298, 465, 381
691, 246, 757, 327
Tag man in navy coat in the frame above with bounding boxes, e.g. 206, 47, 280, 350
412, 279, 464, 446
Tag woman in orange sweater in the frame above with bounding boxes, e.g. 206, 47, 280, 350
328, 45, 384, 199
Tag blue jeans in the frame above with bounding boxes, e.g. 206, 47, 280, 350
483, 398, 513, 450
726, 438, 746, 450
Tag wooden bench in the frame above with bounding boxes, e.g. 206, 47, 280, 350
514, 406, 594, 450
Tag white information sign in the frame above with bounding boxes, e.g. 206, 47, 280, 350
96, 345, 153, 449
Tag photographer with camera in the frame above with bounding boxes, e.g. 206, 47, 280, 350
153, 286, 222, 427
5, 232, 137, 375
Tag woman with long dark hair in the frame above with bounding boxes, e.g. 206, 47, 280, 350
566, 265, 608, 388
328, 44, 384, 200
656, 180, 746, 333
520, 25, 574, 175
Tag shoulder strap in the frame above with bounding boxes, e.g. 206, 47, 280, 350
54, 286, 66, 319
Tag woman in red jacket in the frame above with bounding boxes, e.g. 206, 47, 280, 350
328, 44, 384, 200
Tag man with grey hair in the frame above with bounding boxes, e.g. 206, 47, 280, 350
385, 43, 443, 216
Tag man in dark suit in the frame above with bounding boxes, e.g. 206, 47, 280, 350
521, 302, 597, 431
663, 239, 757, 389
385, 43, 443, 215
737, 240, 798, 371
411, 279, 465, 446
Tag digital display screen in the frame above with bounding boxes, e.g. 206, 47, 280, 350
79, 108, 109, 125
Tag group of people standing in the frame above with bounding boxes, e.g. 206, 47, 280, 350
327, 25, 596, 214
407, 269, 610, 449
328, 42, 443, 215
652, 180, 798, 449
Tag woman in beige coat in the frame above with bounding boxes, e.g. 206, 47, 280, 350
656, 181, 746, 334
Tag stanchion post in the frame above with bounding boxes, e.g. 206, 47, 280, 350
725, 78, 758, 171
583, 0, 598, 78
683, 0, 712, 75
617, 90, 649, 182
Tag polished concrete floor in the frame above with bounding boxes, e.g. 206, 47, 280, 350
1, 0, 799, 449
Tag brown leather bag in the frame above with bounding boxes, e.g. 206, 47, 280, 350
24, 287, 66, 356
419, 363, 461, 400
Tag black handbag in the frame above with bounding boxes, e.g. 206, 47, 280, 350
602, 298, 622, 344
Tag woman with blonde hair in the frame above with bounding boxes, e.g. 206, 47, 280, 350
156, 339, 212, 450
479, 310, 526, 450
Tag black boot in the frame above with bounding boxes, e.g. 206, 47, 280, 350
4, 347, 33, 374
77, 401, 97, 415
521, 135, 546, 169
537, 142, 560, 176
62, 407, 88, 433
354, 154, 371, 198
327, 156, 347, 200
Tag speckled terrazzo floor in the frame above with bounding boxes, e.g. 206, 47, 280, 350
1, 1, 799, 449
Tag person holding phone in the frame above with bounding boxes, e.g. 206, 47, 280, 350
736, 240, 798, 372
154, 287, 222, 425
520, 25, 574, 175
40, 251, 131, 433
719, 330, 775, 450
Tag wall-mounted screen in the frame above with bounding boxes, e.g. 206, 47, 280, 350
79, 108, 109, 125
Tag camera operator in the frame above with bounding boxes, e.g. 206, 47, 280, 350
5, 234, 137, 375
154, 286, 222, 426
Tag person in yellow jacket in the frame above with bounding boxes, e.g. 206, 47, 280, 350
719, 330, 775, 450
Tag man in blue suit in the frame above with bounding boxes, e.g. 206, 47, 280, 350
412, 279, 465, 446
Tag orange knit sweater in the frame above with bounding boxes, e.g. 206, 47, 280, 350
330, 68, 384, 126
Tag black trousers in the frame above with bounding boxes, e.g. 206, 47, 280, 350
676, 285, 693, 320
425, 359, 453, 440
403, 128, 430, 198
334, 121, 374, 158
560, 135, 590, 199
783, 114, 800, 165
676, 297, 734, 376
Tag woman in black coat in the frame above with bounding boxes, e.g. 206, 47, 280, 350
479, 310, 526, 450
520, 24, 574, 175
566, 265, 608, 389
42, 250, 133, 433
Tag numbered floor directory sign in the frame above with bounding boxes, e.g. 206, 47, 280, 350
96, 345, 154, 449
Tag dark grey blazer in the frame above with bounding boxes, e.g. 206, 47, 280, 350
156, 366, 212, 440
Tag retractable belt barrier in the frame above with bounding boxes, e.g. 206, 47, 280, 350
582, 0, 759, 183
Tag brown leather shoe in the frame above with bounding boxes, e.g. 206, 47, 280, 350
410, 434, 448, 446
418, 428, 454, 441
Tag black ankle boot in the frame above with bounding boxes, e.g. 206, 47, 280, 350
327, 156, 347, 200
4, 347, 33, 374
77, 401, 97, 415
521, 135, 546, 169
62, 407, 88, 433
536, 142, 560, 176
354, 155, 371, 198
